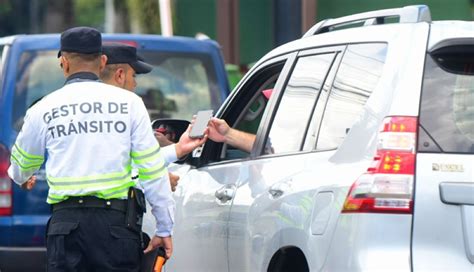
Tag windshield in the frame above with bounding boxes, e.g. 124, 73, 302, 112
12, 49, 223, 131
12, 50, 64, 131
136, 51, 222, 120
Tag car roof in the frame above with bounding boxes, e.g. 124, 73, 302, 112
251, 18, 474, 72
251, 22, 426, 69
428, 21, 474, 51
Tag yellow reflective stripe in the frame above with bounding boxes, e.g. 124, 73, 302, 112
47, 193, 68, 204
11, 146, 44, 171
138, 163, 166, 181
50, 175, 131, 191
139, 171, 166, 182
132, 151, 163, 165
138, 160, 165, 175
10, 153, 43, 171
96, 181, 134, 199
49, 174, 131, 191
47, 167, 131, 183
140, 170, 167, 182
46, 183, 132, 204
131, 145, 161, 163
131, 145, 160, 158
13, 144, 44, 160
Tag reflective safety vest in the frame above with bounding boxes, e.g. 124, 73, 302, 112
8, 77, 174, 236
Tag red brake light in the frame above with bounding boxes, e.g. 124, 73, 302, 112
369, 152, 415, 175
0, 144, 12, 216
342, 116, 417, 214
381, 116, 417, 133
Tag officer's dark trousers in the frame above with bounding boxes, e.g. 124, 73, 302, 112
46, 207, 142, 272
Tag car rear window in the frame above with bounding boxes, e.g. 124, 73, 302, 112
419, 45, 474, 153
12, 50, 223, 131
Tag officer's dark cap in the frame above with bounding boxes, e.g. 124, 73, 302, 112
58, 26, 102, 58
102, 43, 153, 74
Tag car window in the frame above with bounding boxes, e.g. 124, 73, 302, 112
12, 50, 64, 131
302, 52, 342, 151
316, 43, 387, 150
265, 53, 335, 154
419, 46, 474, 153
137, 51, 222, 120
234, 74, 278, 135
206, 60, 286, 163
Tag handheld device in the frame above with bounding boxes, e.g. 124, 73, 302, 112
189, 110, 213, 139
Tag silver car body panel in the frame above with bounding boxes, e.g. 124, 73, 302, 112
411, 20, 474, 272
412, 154, 474, 271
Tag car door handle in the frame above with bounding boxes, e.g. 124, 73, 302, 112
215, 185, 235, 202
440, 182, 474, 205
268, 187, 284, 198
268, 181, 291, 199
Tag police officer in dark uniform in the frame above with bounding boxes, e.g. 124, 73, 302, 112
8, 27, 175, 271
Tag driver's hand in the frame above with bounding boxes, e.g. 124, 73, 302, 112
154, 131, 175, 147
175, 123, 208, 158
21, 175, 37, 190
169, 172, 179, 192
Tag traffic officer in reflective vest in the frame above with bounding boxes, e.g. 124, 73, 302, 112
7, 26, 174, 271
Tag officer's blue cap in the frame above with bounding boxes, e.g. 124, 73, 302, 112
57, 26, 102, 58
102, 43, 153, 74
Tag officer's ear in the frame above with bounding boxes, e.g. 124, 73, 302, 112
114, 66, 126, 86
99, 54, 108, 72
60, 56, 70, 75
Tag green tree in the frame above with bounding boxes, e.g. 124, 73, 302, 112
127, 0, 161, 34
74, 0, 105, 29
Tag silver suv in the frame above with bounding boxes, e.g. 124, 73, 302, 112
143, 5, 474, 271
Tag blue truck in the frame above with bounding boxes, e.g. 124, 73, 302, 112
0, 33, 230, 271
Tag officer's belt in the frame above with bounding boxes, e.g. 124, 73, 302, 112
52, 196, 127, 213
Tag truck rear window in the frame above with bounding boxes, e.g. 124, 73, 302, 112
12, 50, 223, 131
418, 45, 474, 153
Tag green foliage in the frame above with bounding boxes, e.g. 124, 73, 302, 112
175, 0, 215, 38
127, 0, 161, 34
0, 0, 12, 15
74, 0, 105, 29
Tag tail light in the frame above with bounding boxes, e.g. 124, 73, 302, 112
342, 116, 417, 214
0, 144, 12, 216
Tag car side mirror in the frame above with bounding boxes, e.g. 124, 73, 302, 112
151, 118, 209, 167
151, 118, 190, 146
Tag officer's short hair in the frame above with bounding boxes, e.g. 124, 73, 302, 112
61, 52, 102, 62
100, 63, 129, 81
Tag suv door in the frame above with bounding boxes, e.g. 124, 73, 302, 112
228, 48, 341, 272
414, 43, 474, 270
